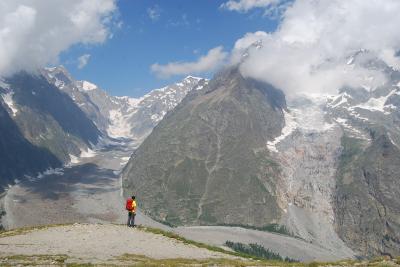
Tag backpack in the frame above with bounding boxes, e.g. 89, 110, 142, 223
126, 198, 133, 211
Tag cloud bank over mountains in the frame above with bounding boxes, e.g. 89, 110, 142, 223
238, 0, 400, 95
155, 0, 400, 97
151, 46, 228, 78
0, 0, 117, 76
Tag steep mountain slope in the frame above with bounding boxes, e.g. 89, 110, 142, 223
321, 53, 400, 257
0, 70, 105, 191
265, 96, 348, 254
266, 52, 400, 257
322, 80, 400, 256
0, 93, 60, 188
122, 67, 286, 226
334, 134, 400, 257
42, 66, 119, 134
125, 76, 205, 141
3, 72, 101, 163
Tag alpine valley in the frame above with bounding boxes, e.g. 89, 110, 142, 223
1, 51, 399, 262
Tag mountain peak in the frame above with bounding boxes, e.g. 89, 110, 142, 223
80, 81, 98, 91
42, 65, 74, 88
184, 75, 203, 81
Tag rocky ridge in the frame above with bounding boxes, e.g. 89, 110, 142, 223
43, 66, 206, 142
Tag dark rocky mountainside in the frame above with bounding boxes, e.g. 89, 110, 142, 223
42, 66, 112, 134
122, 67, 286, 226
0, 100, 60, 188
323, 53, 400, 257
7, 72, 101, 162
0, 71, 101, 190
335, 134, 400, 257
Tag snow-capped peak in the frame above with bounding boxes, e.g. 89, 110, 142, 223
81, 81, 98, 91
184, 75, 203, 81
44, 67, 57, 72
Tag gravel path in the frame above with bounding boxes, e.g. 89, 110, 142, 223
0, 224, 232, 264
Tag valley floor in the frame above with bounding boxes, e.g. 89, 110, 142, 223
0, 138, 357, 263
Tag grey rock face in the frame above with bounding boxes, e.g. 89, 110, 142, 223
122, 67, 286, 226
0, 70, 105, 189
324, 52, 400, 257
0, 96, 60, 189
42, 66, 118, 134
3, 72, 101, 163
267, 97, 353, 255
127, 76, 205, 141
326, 92, 400, 256
335, 134, 400, 257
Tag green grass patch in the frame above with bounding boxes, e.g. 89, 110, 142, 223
0, 254, 68, 266
0, 223, 71, 238
138, 225, 232, 255
225, 241, 298, 262
217, 222, 295, 237
117, 253, 265, 267
152, 217, 178, 228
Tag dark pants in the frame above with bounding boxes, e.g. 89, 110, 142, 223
127, 211, 136, 227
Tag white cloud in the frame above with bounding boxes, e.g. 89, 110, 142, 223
77, 54, 91, 69
0, 0, 117, 76
151, 46, 228, 78
221, 0, 279, 12
236, 0, 400, 96
231, 31, 268, 64
147, 5, 161, 22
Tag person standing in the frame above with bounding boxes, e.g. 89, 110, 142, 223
125, 195, 137, 227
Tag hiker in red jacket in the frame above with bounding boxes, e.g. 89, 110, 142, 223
126, 195, 137, 227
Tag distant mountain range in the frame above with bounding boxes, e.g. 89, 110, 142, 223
0, 66, 205, 189
42, 66, 206, 142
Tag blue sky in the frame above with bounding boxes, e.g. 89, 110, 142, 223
60, 0, 280, 97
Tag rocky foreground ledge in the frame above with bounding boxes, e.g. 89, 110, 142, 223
0, 223, 399, 266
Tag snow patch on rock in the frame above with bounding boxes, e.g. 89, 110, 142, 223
353, 90, 397, 115
69, 154, 80, 164
80, 147, 96, 158
26, 168, 64, 182
107, 109, 135, 138
267, 111, 297, 153
1, 91, 18, 116
81, 81, 97, 91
